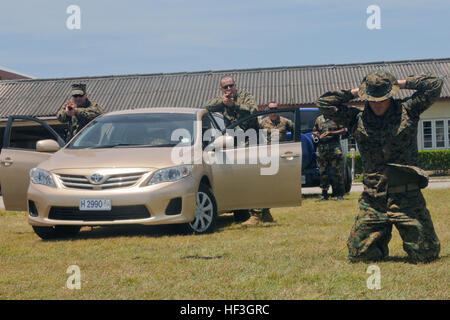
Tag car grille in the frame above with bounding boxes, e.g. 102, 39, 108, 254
57, 172, 146, 190
48, 205, 151, 221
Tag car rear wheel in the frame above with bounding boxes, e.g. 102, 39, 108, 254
32, 225, 81, 240
179, 184, 217, 234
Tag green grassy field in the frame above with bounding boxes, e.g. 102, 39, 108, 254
0, 189, 448, 300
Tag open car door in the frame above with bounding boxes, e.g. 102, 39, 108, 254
0, 116, 64, 211
208, 108, 302, 211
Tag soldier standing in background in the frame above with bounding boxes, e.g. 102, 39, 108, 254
312, 114, 347, 201
260, 102, 294, 143
316, 71, 443, 263
57, 83, 104, 142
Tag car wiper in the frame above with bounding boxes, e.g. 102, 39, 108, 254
88, 143, 139, 149
146, 143, 180, 148
88, 143, 180, 149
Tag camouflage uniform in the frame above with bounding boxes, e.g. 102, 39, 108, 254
316, 72, 443, 263
57, 98, 104, 141
203, 89, 259, 131
259, 115, 294, 143
313, 115, 346, 197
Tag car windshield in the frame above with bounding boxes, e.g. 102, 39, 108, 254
67, 113, 197, 149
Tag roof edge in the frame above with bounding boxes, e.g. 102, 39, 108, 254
2, 57, 449, 84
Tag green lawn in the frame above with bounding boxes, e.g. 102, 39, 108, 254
0, 189, 448, 299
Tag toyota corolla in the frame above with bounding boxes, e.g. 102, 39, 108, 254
0, 108, 303, 239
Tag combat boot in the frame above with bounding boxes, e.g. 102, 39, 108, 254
241, 212, 262, 227
261, 208, 274, 223
337, 195, 344, 201
316, 189, 329, 202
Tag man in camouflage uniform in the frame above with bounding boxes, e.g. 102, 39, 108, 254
260, 102, 294, 143
312, 114, 347, 201
204, 75, 259, 132
57, 83, 105, 142
204, 75, 270, 226
316, 71, 442, 263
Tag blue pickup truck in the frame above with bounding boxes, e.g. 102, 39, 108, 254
297, 108, 352, 193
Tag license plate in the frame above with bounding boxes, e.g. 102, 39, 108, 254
79, 199, 112, 211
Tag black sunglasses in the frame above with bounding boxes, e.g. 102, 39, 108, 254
72, 94, 85, 98
221, 83, 235, 90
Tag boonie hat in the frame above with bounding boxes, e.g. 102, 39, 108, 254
359, 70, 399, 102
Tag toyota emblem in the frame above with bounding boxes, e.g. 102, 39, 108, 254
90, 173, 104, 184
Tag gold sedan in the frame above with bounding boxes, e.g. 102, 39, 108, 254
0, 108, 302, 239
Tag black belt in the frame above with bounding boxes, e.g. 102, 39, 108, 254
388, 183, 420, 194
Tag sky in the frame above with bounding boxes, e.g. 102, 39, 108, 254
1, 0, 449, 79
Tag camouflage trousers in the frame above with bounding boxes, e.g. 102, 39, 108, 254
317, 152, 345, 195
347, 190, 440, 263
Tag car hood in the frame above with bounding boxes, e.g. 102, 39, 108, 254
39, 147, 191, 171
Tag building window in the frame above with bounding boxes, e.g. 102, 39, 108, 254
436, 120, 445, 148
448, 120, 450, 145
422, 119, 450, 149
423, 121, 433, 148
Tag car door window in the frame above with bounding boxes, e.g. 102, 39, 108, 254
224, 108, 299, 147
210, 112, 225, 131
6, 118, 63, 150
202, 113, 221, 149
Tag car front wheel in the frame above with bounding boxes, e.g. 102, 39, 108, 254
179, 184, 217, 234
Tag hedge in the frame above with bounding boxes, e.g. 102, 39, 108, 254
346, 149, 450, 175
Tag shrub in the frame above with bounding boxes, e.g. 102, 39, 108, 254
346, 150, 450, 175
418, 149, 450, 174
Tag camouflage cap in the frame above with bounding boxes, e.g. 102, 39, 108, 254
359, 70, 399, 102
71, 83, 86, 96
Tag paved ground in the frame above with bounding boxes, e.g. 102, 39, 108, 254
0, 179, 449, 210
302, 178, 450, 195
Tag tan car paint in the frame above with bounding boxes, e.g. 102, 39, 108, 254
0, 148, 53, 211
0, 108, 302, 228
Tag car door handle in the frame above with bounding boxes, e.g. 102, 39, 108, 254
280, 152, 300, 159
1, 157, 13, 167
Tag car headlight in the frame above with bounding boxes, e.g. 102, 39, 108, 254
147, 165, 192, 185
29, 168, 56, 188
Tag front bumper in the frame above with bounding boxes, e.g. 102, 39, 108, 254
27, 177, 197, 226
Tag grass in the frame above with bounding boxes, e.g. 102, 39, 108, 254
0, 189, 448, 300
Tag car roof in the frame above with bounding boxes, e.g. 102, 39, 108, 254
104, 107, 204, 116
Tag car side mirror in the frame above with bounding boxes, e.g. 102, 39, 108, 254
36, 139, 60, 152
213, 136, 234, 150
